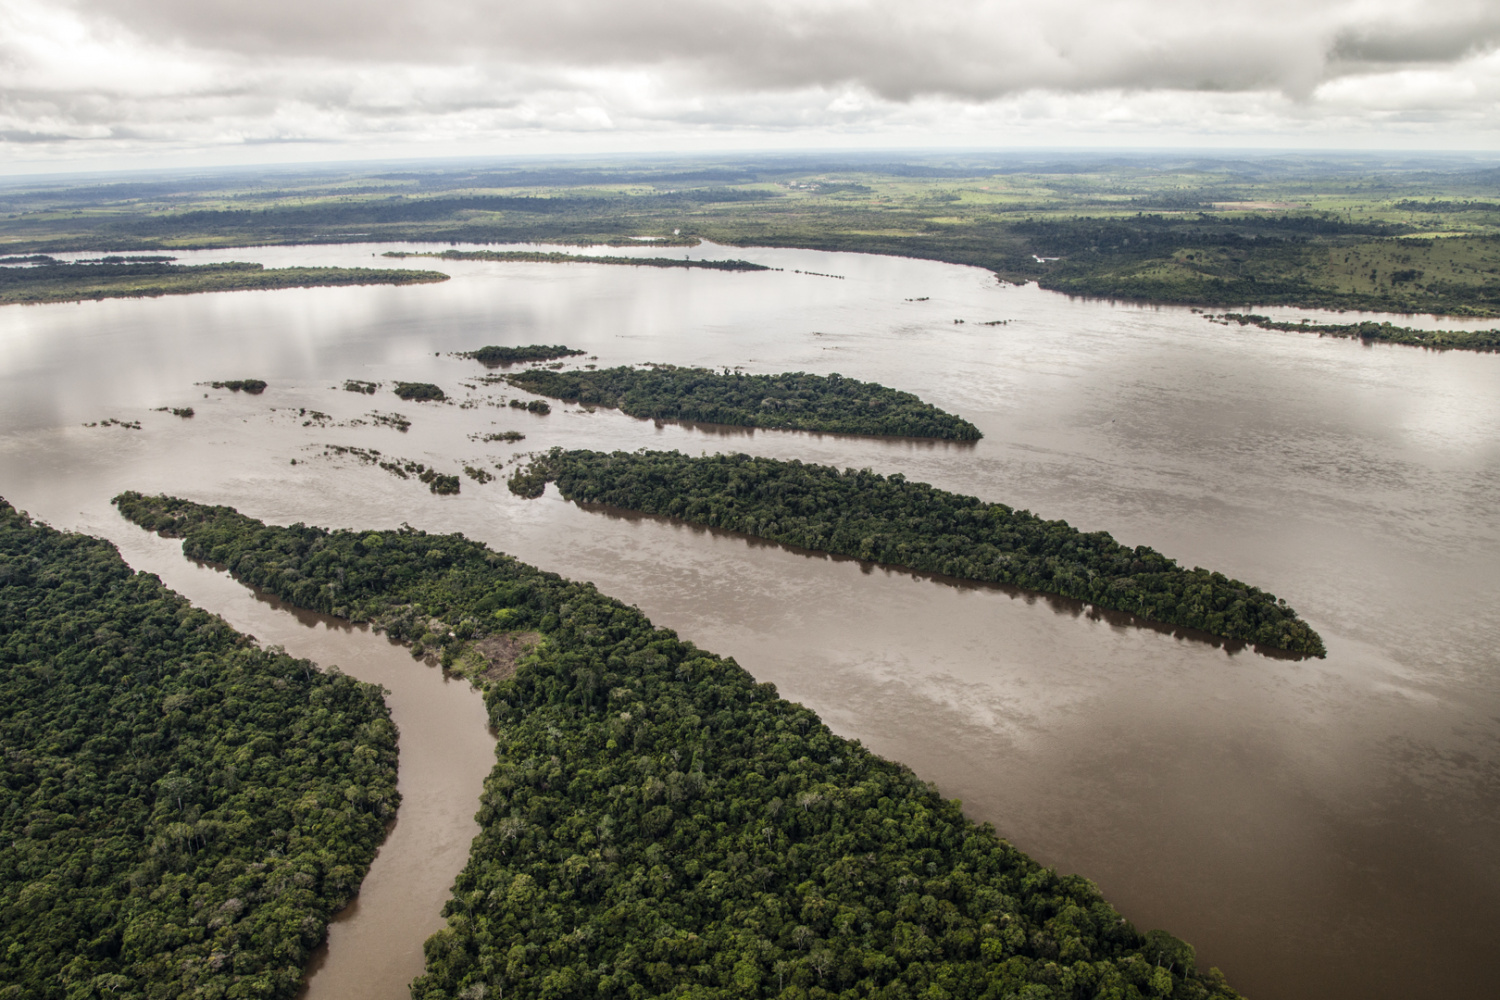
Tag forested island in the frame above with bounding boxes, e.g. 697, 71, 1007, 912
0, 258, 448, 306
1212, 312, 1500, 352
459, 344, 585, 366
506, 366, 983, 440
382, 249, 770, 271
0, 499, 398, 998
394, 382, 446, 401
114, 491, 1242, 1000
508, 450, 1325, 657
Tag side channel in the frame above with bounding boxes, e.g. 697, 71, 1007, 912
110, 527, 496, 1000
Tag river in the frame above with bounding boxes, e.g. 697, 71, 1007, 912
1, 242, 1496, 1000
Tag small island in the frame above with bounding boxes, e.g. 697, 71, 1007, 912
393, 381, 446, 401
0, 258, 449, 306
114, 491, 1243, 1000
508, 448, 1326, 657
505, 365, 983, 440
382, 249, 770, 271
459, 344, 585, 366
210, 378, 267, 394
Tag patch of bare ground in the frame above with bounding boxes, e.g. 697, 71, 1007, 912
473, 631, 540, 682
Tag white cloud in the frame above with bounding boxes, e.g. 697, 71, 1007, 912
2, 0, 1499, 170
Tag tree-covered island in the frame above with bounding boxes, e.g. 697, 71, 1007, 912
459, 344, 586, 366
0, 499, 398, 998
383, 249, 770, 271
507, 449, 1325, 657
0, 258, 448, 306
505, 366, 983, 440
114, 491, 1242, 1000
1211, 313, 1500, 352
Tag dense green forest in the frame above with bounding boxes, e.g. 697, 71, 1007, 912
115, 491, 1241, 1000
0, 259, 448, 305
1212, 312, 1500, 351
506, 367, 983, 440
0, 499, 399, 999
508, 450, 1324, 657
384, 249, 771, 271
460, 344, 585, 366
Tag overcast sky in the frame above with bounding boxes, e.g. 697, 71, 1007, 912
3, 0, 1499, 173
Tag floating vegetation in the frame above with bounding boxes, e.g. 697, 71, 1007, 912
83, 418, 141, 429
509, 398, 551, 415
299, 408, 333, 427
458, 344, 585, 366
210, 379, 267, 394
469, 430, 526, 443
344, 379, 379, 394
151, 406, 195, 417
394, 382, 445, 402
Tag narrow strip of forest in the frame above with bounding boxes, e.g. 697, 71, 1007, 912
0, 499, 398, 999
0, 259, 448, 305
383, 249, 770, 271
507, 449, 1325, 657
505, 366, 984, 440
115, 491, 1243, 1000
1212, 312, 1500, 352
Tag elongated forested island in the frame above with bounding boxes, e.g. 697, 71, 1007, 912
382, 249, 770, 271
0, 258, 449, 306
506, 366, 984, 440
508, 449, 1325, 657
0, 499, 399, 998
114, 491, 1242, 1000
1212, 312, 1500, 352
460, 344, 586, 366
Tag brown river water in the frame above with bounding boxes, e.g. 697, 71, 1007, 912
1, 242, 1497, 1000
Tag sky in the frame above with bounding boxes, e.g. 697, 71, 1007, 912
3, 0, 1500, 173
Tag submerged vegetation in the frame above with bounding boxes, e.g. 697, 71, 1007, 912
394, 381, 446, 402
459, 344, 585, 366
0, 499, 398, 999
509, 398, 551, 415
384, 249, 770, 271
344, 379, 379, 394
510, 449, 1325, 657
319, 444, 461, 494
506, 366, 983, 440
0, 259, 448, 306
1211, 312, 1500, 351
115, 492, 1242, 1000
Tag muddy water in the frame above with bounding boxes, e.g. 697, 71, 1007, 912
2, 242, 1498, 1000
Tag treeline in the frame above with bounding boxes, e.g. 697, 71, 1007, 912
1214, 313, 1500, 352
115, 492, 1241, 1000
509, 450, 1325, 657
460, 344, 585, 366
0, 260, 448, 306
506, 366, 983, 440
384, 249, 771, 271
0, 499, 398, 999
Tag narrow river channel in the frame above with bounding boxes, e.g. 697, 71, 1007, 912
106, 527, 496, 1000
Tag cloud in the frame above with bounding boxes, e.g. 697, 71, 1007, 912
3, 0, 1499, 166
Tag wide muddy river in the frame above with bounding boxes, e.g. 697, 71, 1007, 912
1, 242, 1497, 1000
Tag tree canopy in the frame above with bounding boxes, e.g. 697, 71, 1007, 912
0, 499, 398, 1000
116, 491, 1243, 1000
